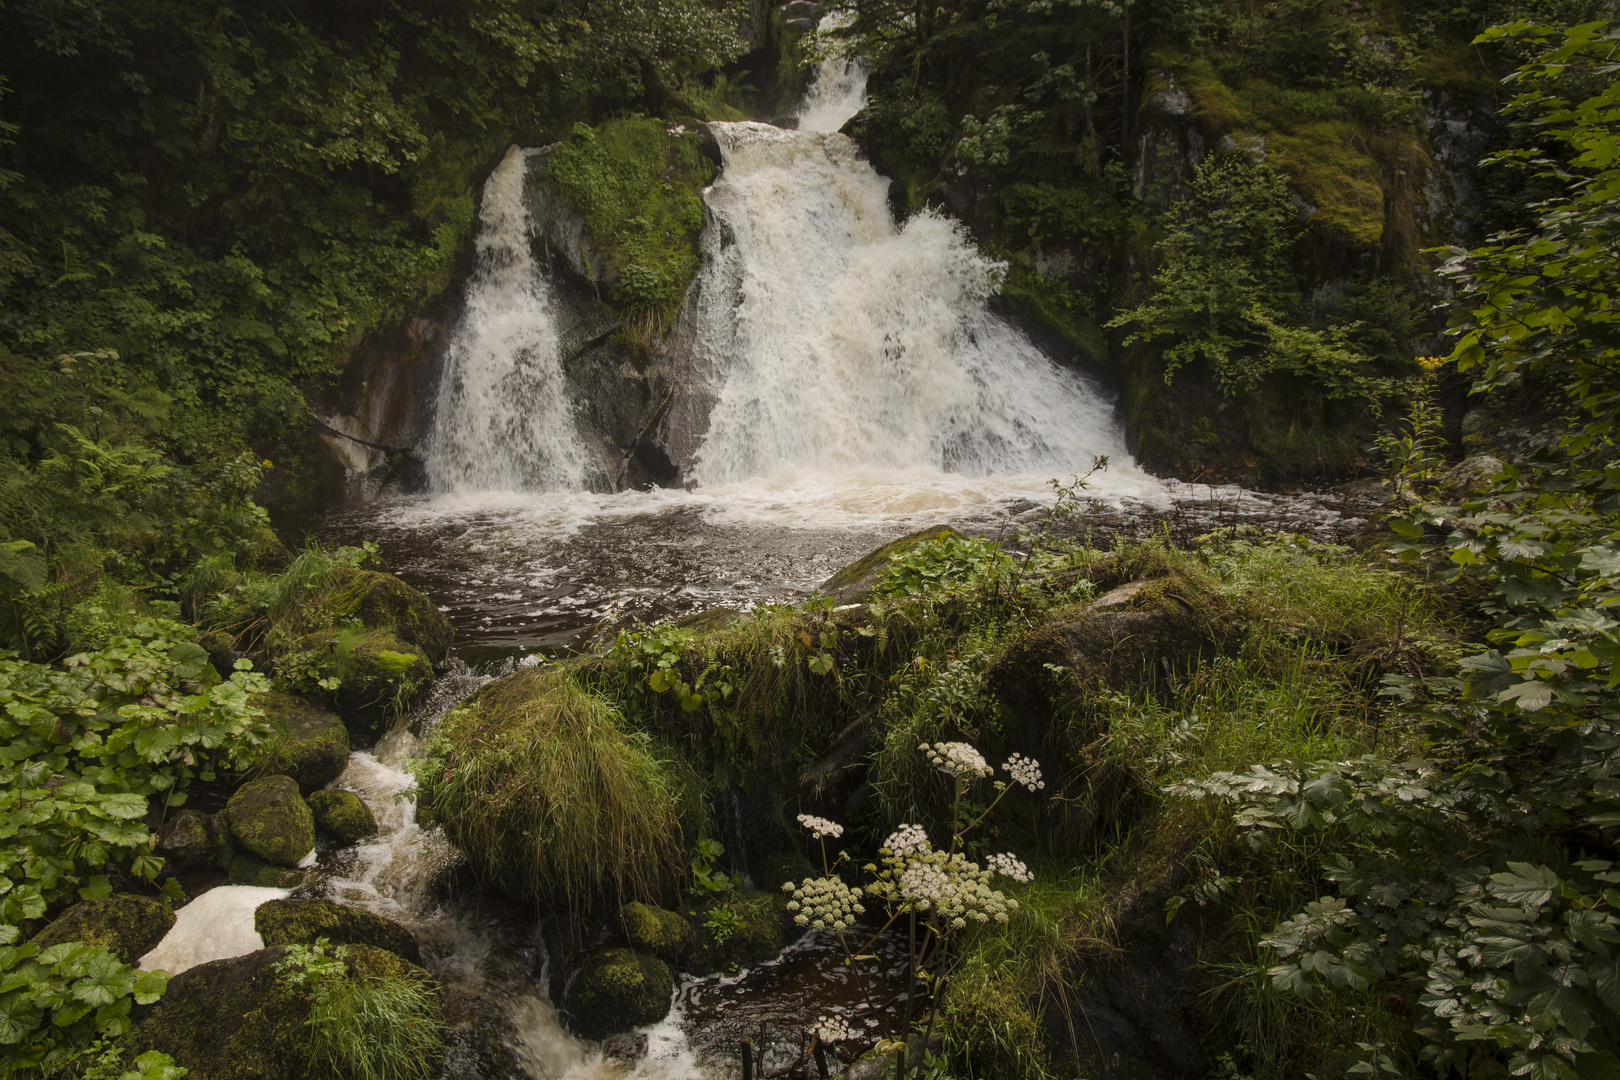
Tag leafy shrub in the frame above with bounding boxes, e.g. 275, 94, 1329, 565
0, 625, 270, 938
0, 941, 169, 1076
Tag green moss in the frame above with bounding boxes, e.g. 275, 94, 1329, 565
619, 901, 694, 966
250, 693, 351, 794
682, 891, 792, 976
225, 775, 316, 868
999, 262, 1109, 365
254, 898, 421, 966
327, 569, 454, 662
820, 525, 962, 602
228, 853, 309, 889
546, 118, 717, 329
327, 629, 434, 720
120, 943, 440, 1080
30, 896, 175, 967
562, 948, 674, 1040
156, 809, 236, 872
306, 789, 377, 845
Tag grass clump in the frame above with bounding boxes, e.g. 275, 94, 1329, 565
415, 669, 695, 914
273, 939, 444, 1080
546, 117, 716, 336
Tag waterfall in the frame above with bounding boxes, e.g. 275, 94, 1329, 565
426, 145, 591, 493
797, 25, 867, 135
686, 119, 1128, 487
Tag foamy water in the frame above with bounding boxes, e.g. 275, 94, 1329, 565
139, 886, 290, 975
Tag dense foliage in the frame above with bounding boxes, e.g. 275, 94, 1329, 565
1176, 22, 1620, 1078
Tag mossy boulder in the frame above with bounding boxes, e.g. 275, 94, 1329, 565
562, 948, 673, 1040
619, 902, 694, 966
251, 693, 351, 794
254, 898, 420, 965
989, 567, 1221, 718
330, 630, 434, 723
227, 854, 308, 889
330, 568, 454, 662
820, 526, 962, 603
120, 943, 440, 1080
30, 896, 174, 966
155, 809, 235, 872
225, 775, 316, 868
681, 890, 794, 976
307, 789, 377, 845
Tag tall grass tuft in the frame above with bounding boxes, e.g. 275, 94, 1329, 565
416, 669, 694, 914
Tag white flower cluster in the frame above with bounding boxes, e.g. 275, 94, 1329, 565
814, 1014, 852, 1043
866, 847, 1019, 927
797, 813, 844, 840
987, 853, 1033, 883
919, 741, 991, 780
1003, 753, 1045, 792
881, 823, 931, 857
782, 875, 866, 931
899, 863, 952, 907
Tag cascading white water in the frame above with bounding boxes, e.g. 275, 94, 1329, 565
687, 120, 1130, 486
138, 886, 290, 975
427, 146, 590, 493
797, 20, 867, 135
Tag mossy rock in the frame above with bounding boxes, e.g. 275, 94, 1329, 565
155, 809, 235, 872
681, 890, 794, 976
250, 693, 351, 794
989, 567, 1222, 718
30, 896, 174, 967
819, 526, 962, 603
120, 943, 440, 1080
754, 852, 815, 895
329, 630, 434, 724
619, 902, 694, 966
254, 898, 420, 965
227, 853, 308, 889
329, 568, 454, 662
225, 775, 316, 869
307, 789, 377, 845
562, 948, 673, 1040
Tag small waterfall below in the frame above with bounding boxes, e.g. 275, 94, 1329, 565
426, 146, 591, 494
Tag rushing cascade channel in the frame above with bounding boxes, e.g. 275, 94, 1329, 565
688, 117, 1128, 485
426, 145, 592, 493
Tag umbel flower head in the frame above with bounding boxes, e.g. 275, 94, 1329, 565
1003, 752, 1044, 792
987, 853, 1033, 883
814, 1014, 853, 1043
919, 741, 991, 780
865, 822, 1018, 927
797, 813, 843, 840
783, 875, 866, 931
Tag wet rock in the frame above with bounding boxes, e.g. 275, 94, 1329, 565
330, 630, 434, 724
819, 525, 962, 603
563, 948, 674, 1040
156, 809, 235, 872
225, 775, 316, 869
753, 851, 815, 895
682, 890, 795, 976
329, 568, 455, 662
255, 897, 421, 966
227, 854, 308, 890
602, 1032, 649, 1063
121, 943, 441, 1080
989, 566, 1220, 712
252, 693, 350, 794
30, 896, 175, 967
307, 788, 377, 845
1437, 454, 1504, 498
619, 901, 694, 966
